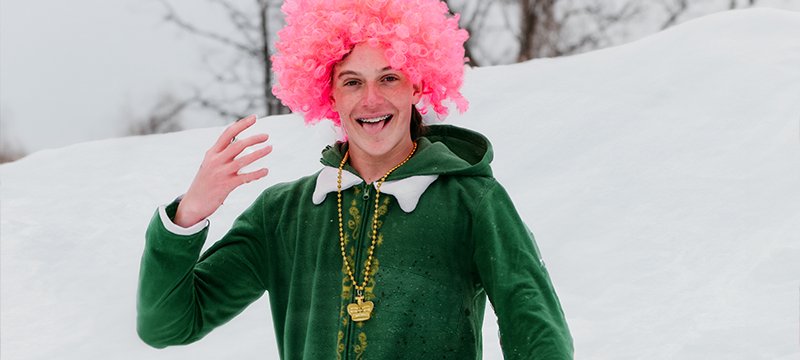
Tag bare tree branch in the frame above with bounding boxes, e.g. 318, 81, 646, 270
556, 1, 639, 56
660, 0, 689, 30
209, 0, 260, 47
258, 0, 274, 114
444, 0, 499, 66
158, 0, 259, 57
155, 0, 288, 124
127, 93, 190, 136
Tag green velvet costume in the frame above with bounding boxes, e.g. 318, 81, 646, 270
137, 125, 573, 359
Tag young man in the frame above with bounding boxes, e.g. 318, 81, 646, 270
137, 0, 573, 358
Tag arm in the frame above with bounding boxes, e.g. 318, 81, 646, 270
473, 182, 573, 359
137, 115, 274, 347
137, 197, 271, 348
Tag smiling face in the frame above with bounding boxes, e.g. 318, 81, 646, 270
331, 43, 422, 171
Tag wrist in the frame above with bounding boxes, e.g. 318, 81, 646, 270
174, 196, 206, 227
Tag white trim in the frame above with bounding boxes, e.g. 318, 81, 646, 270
380, 175, 438, 212
313, 167, 362, 205
312, 166, 438, 213
158, 205, 209, 236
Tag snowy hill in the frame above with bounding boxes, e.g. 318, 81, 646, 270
2, 9, 799, 360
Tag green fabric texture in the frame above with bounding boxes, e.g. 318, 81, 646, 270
137, 124, 573, 359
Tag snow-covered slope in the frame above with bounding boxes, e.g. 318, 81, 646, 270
2, 9, 799, 360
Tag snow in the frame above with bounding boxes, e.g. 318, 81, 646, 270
2, 8, 799, 360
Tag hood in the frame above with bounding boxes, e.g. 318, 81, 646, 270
319, 124, 494, 180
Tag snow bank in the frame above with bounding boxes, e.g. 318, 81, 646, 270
2, 9, 799, 360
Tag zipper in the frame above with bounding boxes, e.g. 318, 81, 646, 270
344, 182, 373, 360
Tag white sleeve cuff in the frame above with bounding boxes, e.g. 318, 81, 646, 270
158, 204, 209, 236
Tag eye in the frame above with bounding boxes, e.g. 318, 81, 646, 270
342, 79, 361, 87
382, 74, 400, 82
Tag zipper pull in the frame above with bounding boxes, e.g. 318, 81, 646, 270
363, 184, 370, 200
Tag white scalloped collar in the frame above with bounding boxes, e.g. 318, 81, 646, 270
312, 166, 437, 213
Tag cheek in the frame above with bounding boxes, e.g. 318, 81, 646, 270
331, 91, 355, 113
388, 86, 418, 106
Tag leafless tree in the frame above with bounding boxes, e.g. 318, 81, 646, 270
448, 0, 764, 64
660, 0, 762, 30
126, 92, 188, 136
446, 0, 640, 64
513, 0, 640, 61
729, 0, 757, 9
660, 0, 690, 30
514, 0, 558, 61
444, 0, 498, 66
157, 0, 288, 123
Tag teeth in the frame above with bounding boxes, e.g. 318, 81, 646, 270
358, 114, 391, 123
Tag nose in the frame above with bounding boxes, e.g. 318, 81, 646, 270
363, 82, 384, 107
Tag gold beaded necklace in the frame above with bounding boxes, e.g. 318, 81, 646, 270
337, 141, 417, 322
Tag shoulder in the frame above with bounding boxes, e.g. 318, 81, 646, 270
253, 171, 322, 207
423, 173, 500, 212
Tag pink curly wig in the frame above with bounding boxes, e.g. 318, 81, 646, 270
271, 0, 470, 126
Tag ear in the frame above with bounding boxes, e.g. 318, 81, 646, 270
412, 82, 422, 103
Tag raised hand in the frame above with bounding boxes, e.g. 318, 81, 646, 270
173, 115, 272, 227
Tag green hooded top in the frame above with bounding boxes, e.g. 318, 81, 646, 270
137, 125, 573, 359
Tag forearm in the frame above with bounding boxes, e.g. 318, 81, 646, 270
137, 204, 209, 348
490, 268, 573, 359
473, 182, 573, 359
137, 198, 271, 348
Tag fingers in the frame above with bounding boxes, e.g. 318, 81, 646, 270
235, 144, 273, 169
226, 133, 270, 159
228, 135, 272, 185
212, 115, 257, 153
238, 168, 270, 185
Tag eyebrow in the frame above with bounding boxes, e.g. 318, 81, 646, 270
336, 66, 394, 79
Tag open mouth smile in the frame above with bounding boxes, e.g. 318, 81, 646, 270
356, 114, 392, 124
355, 114, 393, 134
